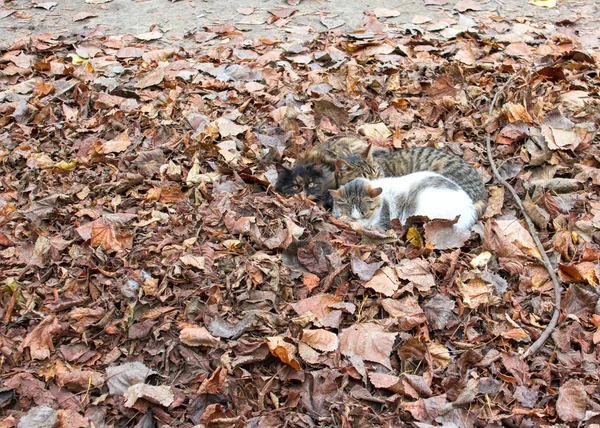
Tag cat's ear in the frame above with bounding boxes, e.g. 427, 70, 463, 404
361, 144, 374, 159
335, 160, 349, 172
276, 164, 290, 175
366, 185, 383, 198
329, 188, 343, 199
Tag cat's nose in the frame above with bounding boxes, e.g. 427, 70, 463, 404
350, 208, 361, 219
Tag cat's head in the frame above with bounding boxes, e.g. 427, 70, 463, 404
329, 178, 383, 222
335, 144, 381, 186
275, 163, 336, 209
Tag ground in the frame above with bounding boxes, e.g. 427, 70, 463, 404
1, 0, 600, 427
1, 0, 599, 47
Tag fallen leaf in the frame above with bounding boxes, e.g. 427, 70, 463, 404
457, 277, 494, 309
454, 0, 484, 12
339, 323, 397, 369
301, 329, 339, 352
100, 130, 131, 154
21, 316, 61, 360
179, 327, 219, 347
134, 68, 165, 89
135, 31, 163, 41
302, 272, 321, 291
372, 8, 400, 18
358, 123, 392, 139
529, 0, 557, 7
396, 259, 435, 293
265, 336, 301, 370
106, 362, 156, 396
382, 296, 426, 330
363, 267, 399, 297
124, 384, 174, 408
73, 11, 97, 21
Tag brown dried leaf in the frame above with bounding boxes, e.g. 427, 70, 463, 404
381, 296, 426, 330
424, 219, 471, 250
301, 329, 339, 352
363, 267, 399, 297
457, 277, 494, 309
179, 327, 220, 347
21, 316, 62, 360
124, 384, 174, 408
350, 256, 383, 281
134, 68, 165, 89
106, 362, 156, 396
265, 336, 301, 370
503, 102, 534, 124
100, 130, 131, 154
557, 379, 587, 422
73, 11, 97, 21
395, 258, 435, 293
339, 323, 397, 369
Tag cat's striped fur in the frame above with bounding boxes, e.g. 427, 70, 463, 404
336, 143, 488, 217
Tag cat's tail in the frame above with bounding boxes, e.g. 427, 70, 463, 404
474, 199, 488, 219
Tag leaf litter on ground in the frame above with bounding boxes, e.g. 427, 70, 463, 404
0, 3, 599, 426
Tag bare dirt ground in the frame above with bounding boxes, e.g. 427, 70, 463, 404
0, 0, 599, 49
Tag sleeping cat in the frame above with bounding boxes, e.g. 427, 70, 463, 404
335, 145, 488, 217
330, 173, 478, 231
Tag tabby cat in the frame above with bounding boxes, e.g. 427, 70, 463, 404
330, 173, 478, 231
335, 145, 488, 216
275, 163, 336, 209
275, 134, 380, 208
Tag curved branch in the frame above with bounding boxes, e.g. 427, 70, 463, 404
485, 73, 562, 359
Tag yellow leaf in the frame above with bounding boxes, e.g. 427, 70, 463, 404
67, 53, 88, 65
529, 0, 556, 7
406, 227, 423, 248
54, 160, 76, 170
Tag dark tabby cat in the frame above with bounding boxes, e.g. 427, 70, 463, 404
275, 163, 336, 209
336, 145, 488, 216
275, 134, 379, 208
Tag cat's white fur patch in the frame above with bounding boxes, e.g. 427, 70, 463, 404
360, 172, 478, 231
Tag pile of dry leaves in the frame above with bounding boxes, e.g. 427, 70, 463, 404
0, 6, 599, 428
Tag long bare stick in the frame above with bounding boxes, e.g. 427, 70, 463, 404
485, 73, 562, 359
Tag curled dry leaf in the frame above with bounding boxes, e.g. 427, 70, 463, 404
350, 256, 383, 281
134, 68, 165, 89
198, 365, 227, 395
17, 406, 58, 428
179, 327, 220, 347
99, 130, 131, 154
58, 369, 105, 392
124, 384, 174, 408
265, 336, 301, 370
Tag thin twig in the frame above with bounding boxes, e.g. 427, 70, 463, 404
485, 72, 562, 359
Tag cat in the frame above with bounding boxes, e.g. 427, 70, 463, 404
329, 173, 478, 231
298, 134, 382, 169
275, 163, 335, 209
275, 134, 383, 208
335, 145, 488, 217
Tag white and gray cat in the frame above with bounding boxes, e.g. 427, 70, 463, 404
329, 172, 478, 231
